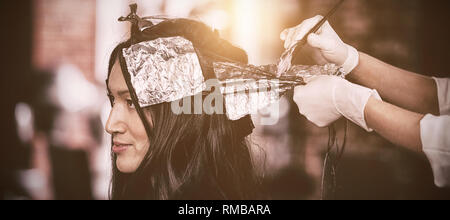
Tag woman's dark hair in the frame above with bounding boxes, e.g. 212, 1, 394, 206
107, 18, 263, 200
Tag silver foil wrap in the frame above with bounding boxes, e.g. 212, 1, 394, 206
122, 37, 206, 107
122, 36, 345, 121
214, 62, 344, 120
284, 63, 344, 83
221, 79, 284, 120
213, 62, 343, 83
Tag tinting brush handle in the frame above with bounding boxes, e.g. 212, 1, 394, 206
279, 0, 345, 75
292, 0, 345, 57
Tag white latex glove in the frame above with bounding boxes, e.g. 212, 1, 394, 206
280, 15, 359, 75
293, 75, 382, 131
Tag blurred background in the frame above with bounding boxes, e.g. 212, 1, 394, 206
1, 0, 450, 200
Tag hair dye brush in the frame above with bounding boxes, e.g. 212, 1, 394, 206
277, 0, 345, 76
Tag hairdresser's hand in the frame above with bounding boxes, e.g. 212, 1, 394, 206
293, 75, 381, 131
280, 15, 359, 75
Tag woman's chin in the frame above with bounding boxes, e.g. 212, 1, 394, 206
116, 158, 139, 173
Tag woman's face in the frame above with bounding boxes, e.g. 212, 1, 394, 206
106, 59, 151, 173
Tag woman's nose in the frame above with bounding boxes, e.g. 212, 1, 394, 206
105, 106, 126, 135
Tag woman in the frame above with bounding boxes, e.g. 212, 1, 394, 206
105, 7, 263, 200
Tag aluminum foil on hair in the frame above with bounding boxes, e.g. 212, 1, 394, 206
121, 35, 345, 121
214, 62, 344, 82
220, 79, 285, 120
213, 62, 345, 120
122, 36, 206, 108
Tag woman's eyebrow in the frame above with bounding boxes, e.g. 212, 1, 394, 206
117, 90, 130, 97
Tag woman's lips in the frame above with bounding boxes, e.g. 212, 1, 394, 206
113, 142, 132, 154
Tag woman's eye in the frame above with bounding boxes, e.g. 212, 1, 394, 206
108, 95, 115, 106
126, 99, 135, 108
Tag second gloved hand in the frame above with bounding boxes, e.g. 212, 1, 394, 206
280, 15, 359, 75
293, 75, 382, 131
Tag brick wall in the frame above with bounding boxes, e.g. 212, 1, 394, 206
33, 0, 96, 82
